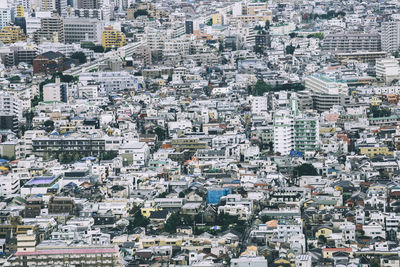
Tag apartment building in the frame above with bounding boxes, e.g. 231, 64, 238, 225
322, 33, 381, 53
273, 109, 294, 156
0, 26, 27, 44
382, 20, 400, 53
305, 74, 350, 112
5, 245, 121, 266
64, 18, 104, 43
0, 3, 11, 30
101, 26, 126, 49
34, 16, 65, 43
376, 57, 400, 84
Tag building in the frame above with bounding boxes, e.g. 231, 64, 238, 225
382, 20, 400, 53
273, 109, 294, 156
34, 16, 65, 43
5, 245, 122, 266
0, 2, 11, 30
40, 0, 55, 11
376, 58, 400, 84
48, 197, 75, 215
305, 74, 350, 112
77, 0, 99, 9
101, 26, 126, 49
335, 51, 387, 64
63, 18, 104, 43
185, 20, 193, 34
0, 26, 27, 44
322, 33, 381, 52
31, 136, 111, 157
294, 114, 319, 152
33, 51, 68, 74
42, 82, 68, 102
14, 6, 26, 34
212, 13, 223, 25
230, 256, 269, 267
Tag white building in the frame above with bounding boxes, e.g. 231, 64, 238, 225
0, 173, 20, 197
376, 58, 400, 84
251, 96, 268, 114
79, 72, 139, 95
0, 2, 11, 30
230, 256, 269, 267
273, 109, 294, 156
381, 20, 400, 53
305, 74, 348, 95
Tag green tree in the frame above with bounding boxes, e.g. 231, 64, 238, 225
43, 120, 54, 132
154, 127, 167, 141
206, 18, 212, 26
179, 191, 185, 198
134, 9, 149, 18
164, 212, 181, 233
293, 163, 318, 176
71, 52, 87, 64
8, 76, 21, 83
265, 20, 270, 30
285, 44, 296, 55
252, 79, 271, 96
93, 46, 104, 53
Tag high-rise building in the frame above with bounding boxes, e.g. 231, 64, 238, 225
43, 81, 68, 102
185, 20, 193, 34
323, 33, 381, 53
376, 57, 400, 84
77, 0, 99, 9
40, 0, 56, 11
34, 16, 65, 43
63, 18, 104, 43
0, 2, 11, 30
101, 26, 126, 49
294, 114, 319, 152
273, 109, 294, 156
382, 20, 400, 53
0, 26, 27, 44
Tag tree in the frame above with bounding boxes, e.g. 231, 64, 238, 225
134, 9, 149, 18
93, 45, 104, 53
289, 32, 297, 39
8, 76, 21, 83
43, 120, 54, 132
154, 127, 167, 141
252, 79, 271, 96
265, 20, 270, 30
71, 52, 87, 64
293, 163, 318, 176
164, 212, 181, 233
179, 191, 185, 198
206, 19, 212, 26
285, 44, 296, 55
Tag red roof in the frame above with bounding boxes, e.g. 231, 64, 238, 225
15, 247, 118, 256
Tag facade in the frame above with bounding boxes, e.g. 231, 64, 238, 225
33, 51, 68, 74
64, 18, 104, 43
382, 20, 400, 53
0, 3, 11, 30
43, 82, 68, 102
294, 115, 319, 152
376, 58, 400, 84
6, 245, 121, 266
0, 26, 26, 44
322, 33, 381, 52
34, 16, 65, 43
273, 110, 294, 156
101, 26, 126, 49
